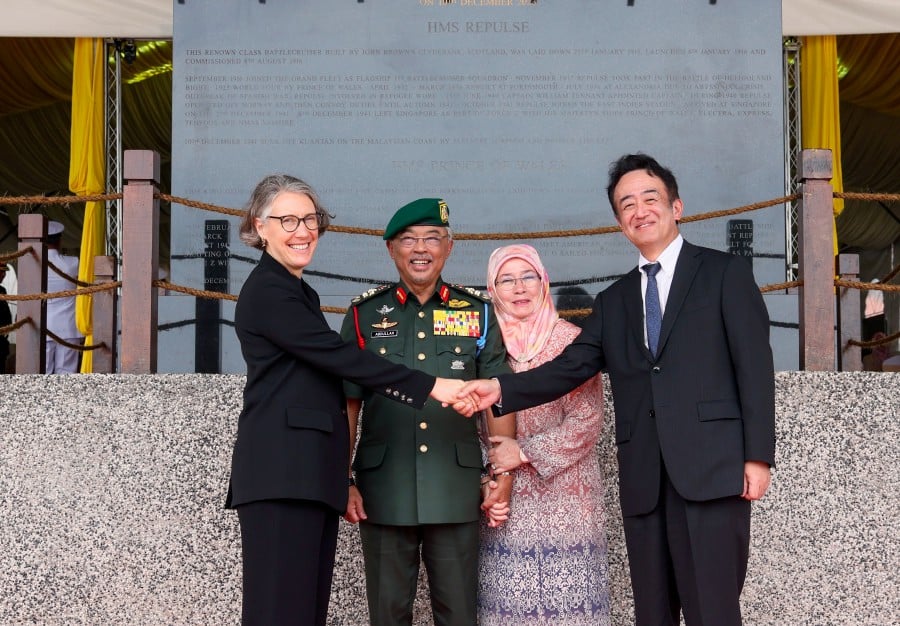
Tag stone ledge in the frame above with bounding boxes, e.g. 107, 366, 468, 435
0, 372, 896, 624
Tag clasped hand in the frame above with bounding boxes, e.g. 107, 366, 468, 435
431, 377, 502, 416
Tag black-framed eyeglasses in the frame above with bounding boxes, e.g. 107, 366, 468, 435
266, 213, 322, 232
494, 274, 541, 291
395, 235, 449, 249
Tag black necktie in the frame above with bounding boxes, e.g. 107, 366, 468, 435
642, 262, 662, 356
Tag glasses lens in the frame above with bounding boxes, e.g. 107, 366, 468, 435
277, 216, 299, 232
302, 214, 321, 230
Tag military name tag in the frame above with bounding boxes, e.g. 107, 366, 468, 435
433, 310, 481, 337
371, 330, 398, 338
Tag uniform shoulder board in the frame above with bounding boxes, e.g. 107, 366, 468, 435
451, 284, 492, 302
350, 284, 391, 305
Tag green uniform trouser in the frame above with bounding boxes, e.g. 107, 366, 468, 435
360, 520, 479, 626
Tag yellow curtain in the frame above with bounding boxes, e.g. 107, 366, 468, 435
800, 35, 844, 256
69, 38, 106, 373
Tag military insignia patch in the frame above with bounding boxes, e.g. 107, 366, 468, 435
447, 299, 471, 309
372, 304, 399, 330
433, 310, 481, 337
450, 360, 466, 370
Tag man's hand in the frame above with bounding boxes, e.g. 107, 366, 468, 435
431, 378, 478, 415
452, 378, 502, 416
742, 460, 771, 501
487, 435, 523, 474
344, 485, 368, 524
481, 473, 513, 528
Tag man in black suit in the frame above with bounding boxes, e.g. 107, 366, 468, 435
458, 153, 775, 625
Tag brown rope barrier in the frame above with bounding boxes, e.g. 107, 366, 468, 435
0, 247, 33, 263
156, 193, 243, 217
155, 279, 239, 301
559, 308, 592, 320
158, 192, 804, 240
846, 330, 900, 349
45, 329, 105, 352
760, 280, 802, 293
0, 317, 30, 337
834, 279, 900, 293
679, 194, 801, 223
0, 281, 121, 301
834, 191, 900, 203
0, 193, 121, 205
46, 259, 93, 288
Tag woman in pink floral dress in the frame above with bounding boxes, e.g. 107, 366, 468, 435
478, 244, 610, 626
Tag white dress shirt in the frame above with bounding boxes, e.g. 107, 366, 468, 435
639, 235, 683, 349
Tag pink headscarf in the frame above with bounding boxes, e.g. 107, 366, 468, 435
487, 244, 558, 364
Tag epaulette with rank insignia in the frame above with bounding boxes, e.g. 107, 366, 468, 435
450, 284, 492, 303
350, 284, 392, 305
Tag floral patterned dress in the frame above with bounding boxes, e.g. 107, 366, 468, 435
478, 319, 610, 626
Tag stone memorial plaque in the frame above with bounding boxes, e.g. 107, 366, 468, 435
162, 0, 790, 372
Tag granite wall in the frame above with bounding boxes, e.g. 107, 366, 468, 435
0, 373, 896, 625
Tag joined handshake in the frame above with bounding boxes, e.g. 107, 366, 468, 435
430, 377, 501, 417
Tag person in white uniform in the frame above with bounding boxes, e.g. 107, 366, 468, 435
45, 221, 83, 373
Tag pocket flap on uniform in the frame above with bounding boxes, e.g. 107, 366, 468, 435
286, 408, 334, 432
697, 400, 741, 422
455, 441, 484, 469
353, 443, 387, 470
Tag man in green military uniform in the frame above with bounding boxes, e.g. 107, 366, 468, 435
341, 198, 515, 626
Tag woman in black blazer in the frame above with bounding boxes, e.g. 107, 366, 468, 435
228, 174, 467, 625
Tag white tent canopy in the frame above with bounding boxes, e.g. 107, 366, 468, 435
2, 0, 900, 38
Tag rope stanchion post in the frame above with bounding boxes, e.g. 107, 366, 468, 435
120, 150, 160, 374
92, 256, 118, 374
798, 149, 837, 371
837, 254, 862, 371
16, 215, 48, 374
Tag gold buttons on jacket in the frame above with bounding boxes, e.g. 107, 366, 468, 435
454, 346, 461, 354
418, 311, 425, 319
419, 421, 428, 430
379, 347, 387, 355
417, 331, 426, 339
419, 444, 428, 453
417, 353, 426, 361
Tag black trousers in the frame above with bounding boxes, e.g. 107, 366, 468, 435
623, 467, 751, 626
237, 499, 339, 626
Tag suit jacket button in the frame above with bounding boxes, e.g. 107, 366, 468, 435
419, 444, 428, 453
417, 353, 426, 361
649, 409, 656, 418
417, 331, 426, 339
652, 366, 661, 373
419, 421, 428, 430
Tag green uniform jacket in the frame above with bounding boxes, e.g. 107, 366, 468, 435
341, 278, 511, 525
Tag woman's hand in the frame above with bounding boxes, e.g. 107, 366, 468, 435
488, 435, 524, 474
343, 486, 368, 524
481, 473, 513, 528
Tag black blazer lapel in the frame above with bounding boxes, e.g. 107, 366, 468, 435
657, 241, 702, 357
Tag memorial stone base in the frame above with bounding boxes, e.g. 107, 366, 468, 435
0, 373, 896, 625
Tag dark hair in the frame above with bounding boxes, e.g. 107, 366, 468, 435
606, 153, 680, 215
238, 174, 333, 250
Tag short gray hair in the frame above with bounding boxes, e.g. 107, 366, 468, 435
238, 174, 332, 250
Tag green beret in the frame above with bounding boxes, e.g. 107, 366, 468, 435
383, 198, 450, 240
